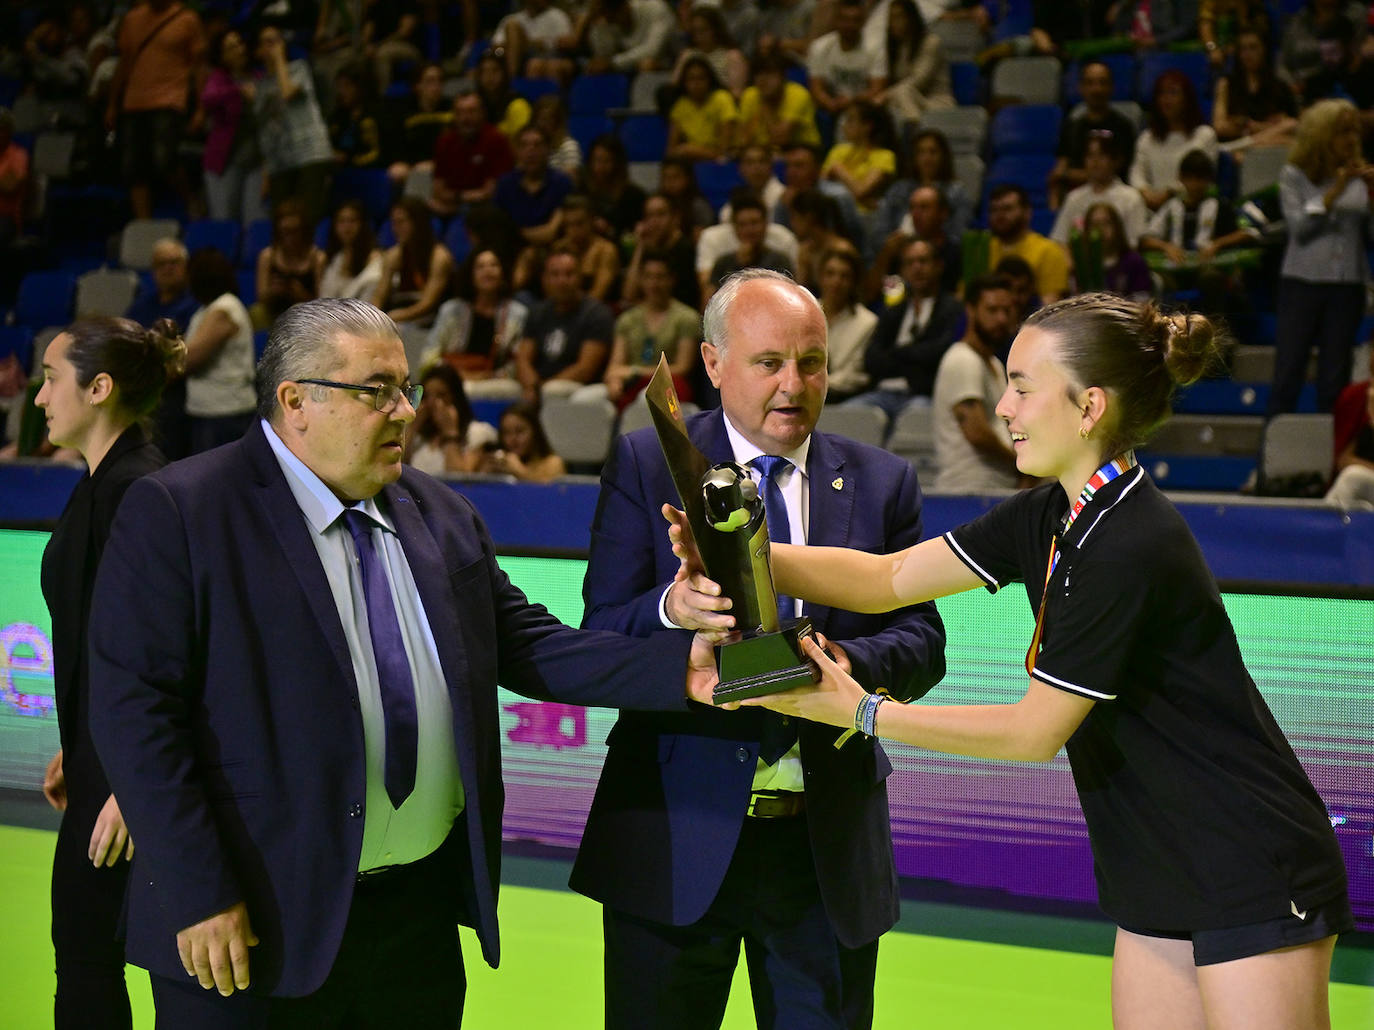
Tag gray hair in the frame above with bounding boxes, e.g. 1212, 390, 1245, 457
702, 268, 823, 354
256, 299, 400, 420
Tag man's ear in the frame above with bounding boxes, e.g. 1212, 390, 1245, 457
278, 380, 309, 431
701, 340, 723, 389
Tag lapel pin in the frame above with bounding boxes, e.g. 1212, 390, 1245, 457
831, 477, 843, 491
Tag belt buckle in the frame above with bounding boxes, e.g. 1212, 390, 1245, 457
747, 790, 804, 819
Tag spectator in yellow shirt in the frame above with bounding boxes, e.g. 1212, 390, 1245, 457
985, 184, 1070, 303
667, 55, 739, 162
737, 53, 821, 153
822, 100, 897, 212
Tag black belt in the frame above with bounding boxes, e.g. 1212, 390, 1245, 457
746, 790, 806, 819
355, 863, 408, 887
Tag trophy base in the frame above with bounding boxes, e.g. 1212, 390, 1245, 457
712, 618, 821, 704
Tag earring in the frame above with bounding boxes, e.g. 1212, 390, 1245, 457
1079, 425, 1091, 439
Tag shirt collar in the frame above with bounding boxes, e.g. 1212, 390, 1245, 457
261, 419, 393, 536
720, 412, 810, 479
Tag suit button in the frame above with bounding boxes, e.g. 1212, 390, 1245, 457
349, 803, 363, 818
735, 747, 749, 762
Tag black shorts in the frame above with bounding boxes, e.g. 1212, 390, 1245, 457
119, 108, 186, 185
1121, 893, 1355, 966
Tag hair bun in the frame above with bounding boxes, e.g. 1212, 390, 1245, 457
1157, 310, 1223, 387
148, 317, 188, 379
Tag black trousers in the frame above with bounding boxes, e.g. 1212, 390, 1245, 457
149, 836, 466, 1029
1269, 278, 1366, 416
51, 799, 132, 1030
602, 815, 879, 1030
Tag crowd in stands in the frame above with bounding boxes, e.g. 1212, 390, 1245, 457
0, 0, 1372, 506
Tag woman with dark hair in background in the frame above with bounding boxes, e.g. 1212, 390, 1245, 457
475, 50, 532, 141
385, 62, 452, 187
533, 93, 581, 178
426, 247, 529, 398
1077, 202, 1153, 301
673, 6, 749, 97
372, 195, 456, 329
660, 155, 716, 240
823, 99, 897, 214
251, 197, 325, 329
676, 293, 1352, 1028
185, 248, 256, 453
328, 63, 382, 168
479, 400, 567, 482
37, 316, 184, 1029
817, 246, 875, 402
319, 198, 384, 300
1212, 27, 1298, 153
1270, 98, 1373, 416
878, 0, 953, 131
403, 362, 497, 475
200, 27, 264, 224
583, 133, 647, 245
1130, 70, 1219, 210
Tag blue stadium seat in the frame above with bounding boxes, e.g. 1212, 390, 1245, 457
0, 326, 35, 376
185, 219, 243, 263
236, 268, 257, 305
240, 218, 272, 268
617, 114, 668, 162
569, 73, 629, 115
1137, 52, 1210, 105
314, 216, 332, 249
15, 270, 76, 329
784, 65, 809, 88
991, 0, 1034, 38
442, 215, 470, 265
1029, 207, 1055, 236
950, 62, 982, 106
1135, 453, 1256, 491
989, 104, 1062, 156
512, 76, 562, 102
983, 153, 1057, 208
694, 160, 743, 213
253, 329, 270, 361
1173, 381, 1318, 415
568, 114, 616, 155
332, 167, 395, 223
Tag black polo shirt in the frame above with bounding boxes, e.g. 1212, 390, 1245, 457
944, 468, 1347, 930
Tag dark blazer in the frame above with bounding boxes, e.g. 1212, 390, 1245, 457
570, 409, 946, 948
88, 421, 694, 997
41, 423, 165, 810
863, 291, 964, 397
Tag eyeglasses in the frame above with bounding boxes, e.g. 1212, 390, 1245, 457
296, 378, 423, 413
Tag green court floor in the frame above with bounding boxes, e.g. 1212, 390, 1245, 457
4, 825, 1371, 1028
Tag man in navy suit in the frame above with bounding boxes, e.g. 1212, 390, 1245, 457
573, 270, 947, 1028
87, 298, 715, 1025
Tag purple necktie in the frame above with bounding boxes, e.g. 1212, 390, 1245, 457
342, 508, 418, 809
749, 455, 799, 765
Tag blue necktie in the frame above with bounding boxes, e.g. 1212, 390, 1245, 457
749, 455, 799, 765
342, 508, 418, 809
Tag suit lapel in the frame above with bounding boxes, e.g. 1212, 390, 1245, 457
244, 425, 356, 688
